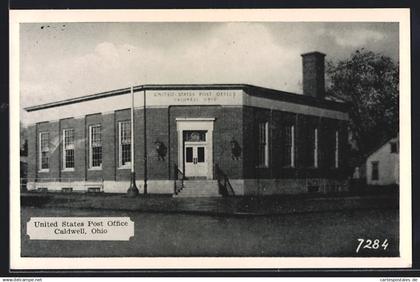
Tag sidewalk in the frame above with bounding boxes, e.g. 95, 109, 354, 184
21, 191, 399, 216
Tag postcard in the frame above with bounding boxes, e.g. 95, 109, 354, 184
9, 8, 411, 269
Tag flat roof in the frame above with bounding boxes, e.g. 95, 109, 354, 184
24, 84, 348, 112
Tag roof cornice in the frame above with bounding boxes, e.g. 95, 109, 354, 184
24, 83, 348, 112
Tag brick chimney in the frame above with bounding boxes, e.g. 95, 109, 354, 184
301, 51, 326, 99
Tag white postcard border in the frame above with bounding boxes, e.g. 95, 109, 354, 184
9, 8, 412, 269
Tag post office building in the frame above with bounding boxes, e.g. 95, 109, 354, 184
25, 51, 350, 197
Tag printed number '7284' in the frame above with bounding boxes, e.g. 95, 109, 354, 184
356, 239, 389, 253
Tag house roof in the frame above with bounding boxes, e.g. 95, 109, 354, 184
25, 83, 349, 113
365, 134, 399, 159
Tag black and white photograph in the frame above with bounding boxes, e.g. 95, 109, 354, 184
9, 9, 411, 269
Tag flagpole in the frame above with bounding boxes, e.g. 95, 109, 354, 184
143, 88, 148, 195
127, 85, 139, 197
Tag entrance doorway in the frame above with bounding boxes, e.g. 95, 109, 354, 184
184, 131, 207, 178
176, 118, 215, 180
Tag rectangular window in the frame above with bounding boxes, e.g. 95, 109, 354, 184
185, 147, 193, 163
305, 126, 316, 168
257, 122, 269, 167
371, 161, 379, 181
390, 142, 398, 153
63, 129, 75, 169
183, 131, 206, 142
283, 125, 295, 167
323, 127, 336, 168
119, 121, 131, 167
314, 128, 319, 168
335, 130, 339, 168
39, 132, 49, 170
89, 125, 102, 168
197, 147, 205, 163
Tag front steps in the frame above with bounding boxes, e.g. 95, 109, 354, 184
174, 180, 221, 197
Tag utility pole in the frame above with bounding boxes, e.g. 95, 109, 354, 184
143, 89, 148, 195
127, 86, 139, 197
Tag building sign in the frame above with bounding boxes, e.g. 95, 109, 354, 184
147, 90, 243, 106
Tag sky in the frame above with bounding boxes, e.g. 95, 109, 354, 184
19, 22, 399, 124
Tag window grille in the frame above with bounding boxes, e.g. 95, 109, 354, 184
283, 125, 294, 167
89, 125, 102, 168
335, 130, 339, 168
119, 121, 131, 167
323, 127, 336, 168
39, 132, 49, 170
314, 128, 319, 168
63, 129, 75, 169
256, 122, 269, 167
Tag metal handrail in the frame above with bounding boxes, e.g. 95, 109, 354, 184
215, 164, 235, 197
173, 164, 185, 195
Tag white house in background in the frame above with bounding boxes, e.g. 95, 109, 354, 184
366, 135, 399, 186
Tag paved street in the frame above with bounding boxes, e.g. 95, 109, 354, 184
21, 192, 399, 257
21, 206, 399, 257
21, 191, 398, 216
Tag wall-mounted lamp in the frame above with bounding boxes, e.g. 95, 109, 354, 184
230, 138, 241, 160
154, 140, 167, 161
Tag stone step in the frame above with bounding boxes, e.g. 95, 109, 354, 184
175, 191, 221, 197
177, 190, 217, 194
179, 186, 218, 190
174, 180, 220, 197
175, 194, 222, 198
179, 188, 219, 193
183, 180, 218, 184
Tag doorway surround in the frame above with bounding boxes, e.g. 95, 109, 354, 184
176, 118, 215, 179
